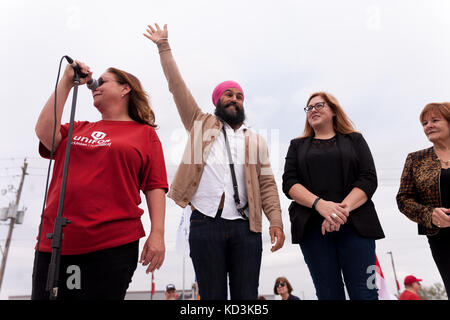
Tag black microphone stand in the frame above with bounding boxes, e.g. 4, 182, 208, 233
45, 66, 83, 300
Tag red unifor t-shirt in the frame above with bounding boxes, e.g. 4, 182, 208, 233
398, 290, 421, 300
37, 120, 168, 255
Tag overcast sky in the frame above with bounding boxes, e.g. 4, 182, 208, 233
1, 0, 449, 300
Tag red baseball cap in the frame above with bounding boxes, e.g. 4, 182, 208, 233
404, 275, 422, 286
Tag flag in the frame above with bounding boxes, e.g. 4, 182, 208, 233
175, 206, 192, 256
151, 272, 155, 300
376, 256, 397, 300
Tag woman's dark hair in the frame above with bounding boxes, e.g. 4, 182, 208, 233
273, 276, 293, 295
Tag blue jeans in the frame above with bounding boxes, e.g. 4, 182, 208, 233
299, 223, 378, 300
189, 210, 262, 300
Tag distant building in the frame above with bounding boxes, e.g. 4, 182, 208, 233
9, 290, 275, 300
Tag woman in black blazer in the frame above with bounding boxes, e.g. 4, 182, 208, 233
282, 92, 384, 300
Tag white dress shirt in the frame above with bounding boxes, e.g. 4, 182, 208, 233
190, 122, 249, 220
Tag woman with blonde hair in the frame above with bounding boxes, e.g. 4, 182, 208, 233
32, 61, 168, 300
397, 102, 450, 296
282, 92, 384, 300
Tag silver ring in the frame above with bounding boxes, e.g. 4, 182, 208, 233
331, 213, 337, 219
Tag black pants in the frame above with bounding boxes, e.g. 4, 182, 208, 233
189, 210, 262, 300
31, 241, 138, 300
428, 228, 450, 298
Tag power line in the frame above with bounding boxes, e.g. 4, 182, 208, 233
0, 158, 28, 294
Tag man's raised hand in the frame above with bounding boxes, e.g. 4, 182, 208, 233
144, 23, 168, 44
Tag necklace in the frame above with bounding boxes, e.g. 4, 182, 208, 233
437, 158, 450, 165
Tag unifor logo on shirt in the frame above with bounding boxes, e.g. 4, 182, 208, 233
91, 131, 106, 140
72, 131, 112, 147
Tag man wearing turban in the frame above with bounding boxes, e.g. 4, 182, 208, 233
145, 23, 285, 300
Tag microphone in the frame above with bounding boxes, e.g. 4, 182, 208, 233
86, 78, 100, 91
64, 55, 100, 90
64, 55, 88, 78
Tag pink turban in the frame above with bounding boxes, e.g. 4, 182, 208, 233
212, 80, 244, 106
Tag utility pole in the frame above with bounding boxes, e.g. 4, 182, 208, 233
0, 158, 28, 293
387, 251, 400, 296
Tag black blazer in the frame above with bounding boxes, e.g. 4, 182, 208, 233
282, 132, 385, 243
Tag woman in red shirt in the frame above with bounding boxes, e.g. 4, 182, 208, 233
32, 61, 168, 300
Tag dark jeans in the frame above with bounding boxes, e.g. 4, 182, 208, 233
299, 223, 378, 300
31, 240, 138, 300
189, 210, 262, 300
428, 228, 450, 298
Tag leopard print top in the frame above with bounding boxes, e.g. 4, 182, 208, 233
396, 147, 442, 235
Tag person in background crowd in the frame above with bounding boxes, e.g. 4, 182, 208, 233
165, 284, 179, 300
273, 277, 300, 300
399, 275, 422, 300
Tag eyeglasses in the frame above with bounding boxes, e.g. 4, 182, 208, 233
97, 77, 105, 87
304, 101, 326, 113
276, 282, 286, 288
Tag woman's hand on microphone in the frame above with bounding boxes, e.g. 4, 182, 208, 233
61, 60, 93, 87
144, 23, 168, 44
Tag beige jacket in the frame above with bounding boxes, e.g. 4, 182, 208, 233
157, 40, 283, 233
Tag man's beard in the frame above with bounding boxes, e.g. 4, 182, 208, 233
214, 100, 246, 126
